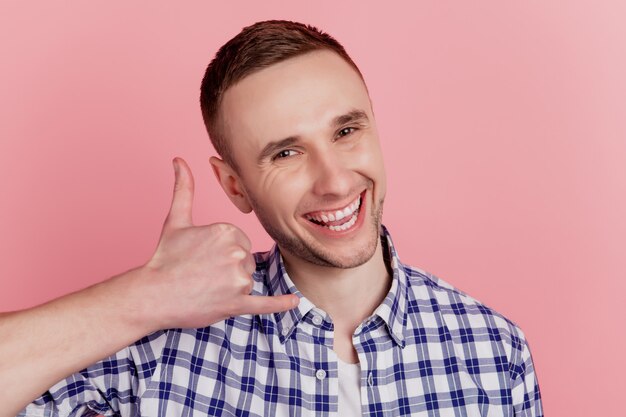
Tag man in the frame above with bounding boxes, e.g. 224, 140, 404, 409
3, 20, 542, 416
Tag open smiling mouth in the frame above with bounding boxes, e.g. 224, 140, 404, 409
303, 191, 364, 232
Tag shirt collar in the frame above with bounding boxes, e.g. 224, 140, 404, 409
260, 224, 408, 347
373, 224, 408, 348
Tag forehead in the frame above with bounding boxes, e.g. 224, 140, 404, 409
219, 50, 371, 160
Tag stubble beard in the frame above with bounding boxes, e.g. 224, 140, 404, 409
247, 191, 384, 269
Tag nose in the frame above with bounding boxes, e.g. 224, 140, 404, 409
309, 150, 353, 198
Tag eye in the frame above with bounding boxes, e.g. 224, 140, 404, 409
273, 149, 299, 160
337, 127, 357, 138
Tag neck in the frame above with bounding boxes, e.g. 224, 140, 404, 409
280, 236, 392, 333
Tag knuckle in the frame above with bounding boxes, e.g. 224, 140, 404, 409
229, 248, 247, 260
240, 275, 254, 292
207, 223, 251, 251
208, 222, 235, 235
232, 273, 253, 294
220, 222, 240, 234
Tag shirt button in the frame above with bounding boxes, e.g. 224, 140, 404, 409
367, 372, 374, 386
316, 369, 327, 380
312, 315, 323, 326
281, 328, 290, 336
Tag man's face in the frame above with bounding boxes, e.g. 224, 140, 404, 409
219, 49, 387, 268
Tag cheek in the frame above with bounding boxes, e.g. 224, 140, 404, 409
258, 167, 309, 217
353, 138, 386, 178
373, 142, 387, 182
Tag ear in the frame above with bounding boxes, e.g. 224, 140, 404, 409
209, 156, 253, 213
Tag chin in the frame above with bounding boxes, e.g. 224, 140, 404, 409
253, 188, 384, 269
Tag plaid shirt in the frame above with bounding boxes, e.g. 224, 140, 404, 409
20, 225, 542, 416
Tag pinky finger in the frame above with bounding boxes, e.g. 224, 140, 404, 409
237, 294, 300, 316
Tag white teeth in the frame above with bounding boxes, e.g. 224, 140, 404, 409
329, 211, 358, 231
305, 195, 362, 227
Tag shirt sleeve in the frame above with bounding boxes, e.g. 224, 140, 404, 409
17, 330, 168, 417
510, 329, 543, 417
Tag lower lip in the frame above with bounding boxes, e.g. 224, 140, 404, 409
303, 190, 367, 238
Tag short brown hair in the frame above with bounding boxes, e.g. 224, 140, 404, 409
199, 19, 366, 171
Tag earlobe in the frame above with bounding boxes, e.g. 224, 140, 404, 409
209, 156, 253, 213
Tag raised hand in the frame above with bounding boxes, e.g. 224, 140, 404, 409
139, 157, 299, 331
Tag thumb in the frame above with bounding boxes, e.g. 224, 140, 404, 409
164, 157, 195, 231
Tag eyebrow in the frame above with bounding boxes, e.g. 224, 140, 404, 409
257, 109, 369, 163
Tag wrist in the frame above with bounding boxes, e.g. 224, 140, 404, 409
99, 265, 164, 336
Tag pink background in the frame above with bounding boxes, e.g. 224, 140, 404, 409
1, 1, 624, 415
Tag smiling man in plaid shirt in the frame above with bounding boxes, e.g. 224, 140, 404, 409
3, 20, 542, 416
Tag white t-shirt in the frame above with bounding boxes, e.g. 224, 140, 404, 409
338, 357, 362, 416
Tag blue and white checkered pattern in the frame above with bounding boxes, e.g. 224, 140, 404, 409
20, 225, 542, 416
